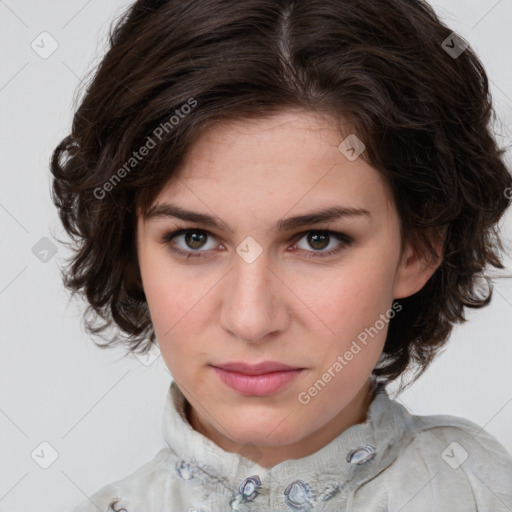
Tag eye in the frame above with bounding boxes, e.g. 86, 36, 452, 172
161, 228, 352, 260
291, 230, 352, 258
162, 228, 219, 259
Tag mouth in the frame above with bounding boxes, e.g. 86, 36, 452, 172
210, 361, 305, 396
210, 361, 303, 375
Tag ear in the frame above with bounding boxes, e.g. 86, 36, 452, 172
393, 229, 445, 299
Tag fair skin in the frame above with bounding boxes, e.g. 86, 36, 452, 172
136, 109, 442, 469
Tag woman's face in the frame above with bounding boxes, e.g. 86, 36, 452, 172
136, 110, 439, 468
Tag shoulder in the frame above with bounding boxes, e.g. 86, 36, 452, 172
70, 448, 175, 512
384, 406, 512, 511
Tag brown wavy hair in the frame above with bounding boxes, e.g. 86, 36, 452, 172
50, 0, 512, 391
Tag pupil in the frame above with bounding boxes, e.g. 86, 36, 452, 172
309, 232, 329, 250
186, 232, 206, 249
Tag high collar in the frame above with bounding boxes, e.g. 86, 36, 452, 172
161, 379, 418, 509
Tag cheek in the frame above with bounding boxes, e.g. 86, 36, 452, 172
144, 277, 194, 339
138, 257, 216, 374
142, 276, 200, 378
290, 257, 397, 379
137, 246, 185, 341
138, 242, 196, 329
294, 258, 396, 335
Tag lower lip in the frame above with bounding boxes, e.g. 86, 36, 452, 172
212, 367, 303, 396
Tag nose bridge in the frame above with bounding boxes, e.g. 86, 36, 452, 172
220, 248, 288, 343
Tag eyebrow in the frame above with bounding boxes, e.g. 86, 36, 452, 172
144, 203, 371, 233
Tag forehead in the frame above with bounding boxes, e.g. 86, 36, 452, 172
148, 110, 395, 221
179, 110, 349, 174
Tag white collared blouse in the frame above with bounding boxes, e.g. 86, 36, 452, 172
71, 380, 512, 511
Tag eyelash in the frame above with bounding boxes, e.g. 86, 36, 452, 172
161, 228, 353, 260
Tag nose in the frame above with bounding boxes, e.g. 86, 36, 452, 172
219, 252, 291, 343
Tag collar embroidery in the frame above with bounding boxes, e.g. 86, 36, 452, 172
162, 379, 413, 510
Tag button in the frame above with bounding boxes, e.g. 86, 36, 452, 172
238, 475, 261, 501
284, 479, 314, 511
175, 460, 194, 480
322, 483, 340, 501
346, 444, 376, 465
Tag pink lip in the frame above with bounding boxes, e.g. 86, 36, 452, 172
212, 361, 301, 375
211, 362, 304, 396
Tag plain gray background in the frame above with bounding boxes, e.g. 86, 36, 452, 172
1, 1, 511, 510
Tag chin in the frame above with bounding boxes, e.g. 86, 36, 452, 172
225, 419, 305, 447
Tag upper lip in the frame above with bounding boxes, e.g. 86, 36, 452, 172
211, 361, 302, 375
